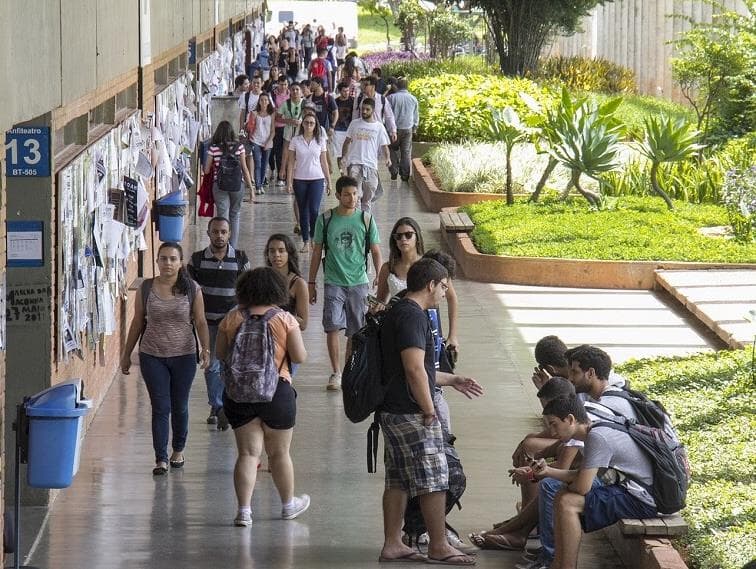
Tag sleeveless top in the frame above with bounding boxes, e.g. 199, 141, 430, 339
387, 272, 407, 299
140, 283, 199, 358
282, 274, 302, 316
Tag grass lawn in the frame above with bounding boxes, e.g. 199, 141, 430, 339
589, 92, 697, 140
357, 6, 402, 51
615, 350, 756, 569
463, 196, 756, 263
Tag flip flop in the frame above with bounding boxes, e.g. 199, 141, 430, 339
378, 552, 428, 563
480, 533, 525, 551
425, 554, 476, 566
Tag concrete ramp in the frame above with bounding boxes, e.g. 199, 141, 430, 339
655, 269, 756, 349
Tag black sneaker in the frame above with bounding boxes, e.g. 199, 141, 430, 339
206, 410, 218, 425
390, 171, 398, 180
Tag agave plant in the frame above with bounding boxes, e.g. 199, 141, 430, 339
522, 88, 624, 203
636, 115, 705, 210
548, 101, 622, 208
486, 106, 534, 205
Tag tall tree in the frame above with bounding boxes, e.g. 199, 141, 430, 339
471, 0, 614, 76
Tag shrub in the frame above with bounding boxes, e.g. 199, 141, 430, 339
410, 73, 555, 142
426, 142, 568, 194
722, 166, 756, 241
589, 93, 695, 141
534, 56, 636, 94
463, 196, 756, 262
615, 350, 756, 569
380, 55, 497, 81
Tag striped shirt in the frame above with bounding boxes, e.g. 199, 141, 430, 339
140, 282, 200, 358
187, 246, 250, 323
207, 143, 246, 179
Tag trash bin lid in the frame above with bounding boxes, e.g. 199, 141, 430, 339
157, 191, 188, 206
25, 379, 92, 417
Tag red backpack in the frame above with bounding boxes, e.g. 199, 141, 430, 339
310, 58, 327, 79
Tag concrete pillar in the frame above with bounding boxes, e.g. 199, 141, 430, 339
4, 113, 55, 506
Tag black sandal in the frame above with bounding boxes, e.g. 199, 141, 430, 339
152, 463, 168, 476
169, 456, 185, 469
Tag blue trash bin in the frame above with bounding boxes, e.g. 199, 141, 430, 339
156, 191, 188, 242
25, 379, 92, 489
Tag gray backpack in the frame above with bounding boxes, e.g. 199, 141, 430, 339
221, 308, 285, 403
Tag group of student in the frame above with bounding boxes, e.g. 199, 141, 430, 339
201, 54, 419, 258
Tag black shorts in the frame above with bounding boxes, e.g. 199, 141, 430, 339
223, 379, 297, 430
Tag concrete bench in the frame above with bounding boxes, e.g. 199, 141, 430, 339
440, 211, 474, 233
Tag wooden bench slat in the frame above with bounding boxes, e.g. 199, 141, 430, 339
439, 211, 474, 233
661, 514, 689, 536
641, 518, 670, 536
619, 518, 646, 535
457, 212, 474, 228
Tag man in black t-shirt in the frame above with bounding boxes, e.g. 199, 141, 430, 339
376, 259, 482, 565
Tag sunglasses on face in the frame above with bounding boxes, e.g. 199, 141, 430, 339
392, 231, 416, 241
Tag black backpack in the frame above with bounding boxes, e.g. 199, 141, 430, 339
600, 387, 670, 431
592, 410, 690, 514
342, 310, 389, 424
403, 440, 467, 545
217, 143, 242, 192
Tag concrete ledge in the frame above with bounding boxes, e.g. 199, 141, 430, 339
412, 158, 505, 213
440, 207, 756, 290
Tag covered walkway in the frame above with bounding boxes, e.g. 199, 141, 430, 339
18, 174, 716, 568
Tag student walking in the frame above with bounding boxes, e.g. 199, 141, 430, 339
387, 78, 419, 182
121, 242, 211, 475
286, 111, 331, 253
216, 268, 310, 527
203, 121, 254, 248
265, 233, 309, 333
188, 217, 251, 429
249, 94, 276, 195
307, 176, 382, 390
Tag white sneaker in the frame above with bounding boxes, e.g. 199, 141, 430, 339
326, 373, 341, 391
417, 532, 429, 545
446, 529, 478, 554
234, 511, 253, 527
276, 179, 286, 187
282, 494, 311, 520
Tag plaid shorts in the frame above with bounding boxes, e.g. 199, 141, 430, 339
379, 412, 449, 498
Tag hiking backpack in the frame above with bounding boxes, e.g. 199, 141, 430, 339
342, 310, 389, 424
216, 143, 243, 192
221, 308, 285, 403
591, 410, 691, 514
320, 208, 373, 272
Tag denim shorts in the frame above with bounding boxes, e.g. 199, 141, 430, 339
322, 283, 369, 337
223, 379, 297, 430
581, 483, 658, 532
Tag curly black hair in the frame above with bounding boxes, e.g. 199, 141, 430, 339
236, 267, 288, 308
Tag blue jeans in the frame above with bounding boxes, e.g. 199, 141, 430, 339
293, 178, 325, 241
251, 143, 271, 189
212, 183, 243, 248
539, 477, 603, 564
139, 352, 197, 463
204, 324, 223, 412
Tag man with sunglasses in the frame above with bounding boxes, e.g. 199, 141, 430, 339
376, 258, 482, 565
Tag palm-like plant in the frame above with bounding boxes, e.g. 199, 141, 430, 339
487, 106, 533, 205
636, 115, 704, 210
522, 88, 623, 203
548, 101, 622, 208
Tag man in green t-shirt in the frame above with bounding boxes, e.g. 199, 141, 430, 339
308, 176, 382, 390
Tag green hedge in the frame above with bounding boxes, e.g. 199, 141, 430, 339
382, 55, 497, 81
463, 196, 756, 263
410, 73, 555, 142
615, 350, 756, 569
534, 55, 636, 94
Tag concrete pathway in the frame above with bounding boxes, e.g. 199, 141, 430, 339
656, 269, 756, 349
16, 172, 717, 569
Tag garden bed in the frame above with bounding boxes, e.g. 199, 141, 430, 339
413, 158, 505, 212
440, 197, 756, 289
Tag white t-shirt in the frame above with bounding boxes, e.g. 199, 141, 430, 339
344, 119, 390, 170
251, 113, 274, 147
288, 134, 328, 180
238, 91, 261, 121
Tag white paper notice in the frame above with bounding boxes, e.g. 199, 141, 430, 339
8, 230, 43, 262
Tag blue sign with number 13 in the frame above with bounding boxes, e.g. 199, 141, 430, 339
5, 127, 51, 177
